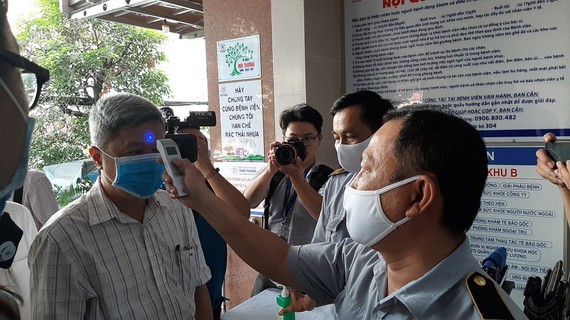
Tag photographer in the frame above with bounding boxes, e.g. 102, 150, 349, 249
163, 109, 250, 320
243, 104, 332, 296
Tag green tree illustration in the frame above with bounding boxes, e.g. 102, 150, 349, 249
225, 42, 254, 76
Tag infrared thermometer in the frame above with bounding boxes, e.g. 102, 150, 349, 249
157, 138, 188, 197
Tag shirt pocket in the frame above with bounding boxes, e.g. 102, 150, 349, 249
325, 215, 343, 233
324, 215, 347, 242
174, 243, 199, 292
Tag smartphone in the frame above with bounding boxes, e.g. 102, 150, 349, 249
545, 141, 570, 162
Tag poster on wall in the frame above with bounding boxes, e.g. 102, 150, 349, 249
345, 0, 570, 141
467, 146, 565, 307
214, 161, 266, 192
219, 80, 264, 161
215, 161, 267, 215
217, 35, 261, 82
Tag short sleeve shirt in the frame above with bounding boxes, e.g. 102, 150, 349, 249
312, 171, 355, 243
287, 238, 527, 319
264, 163, 320, 245
28, 180, 211, 319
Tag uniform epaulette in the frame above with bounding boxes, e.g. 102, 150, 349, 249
466, 272, 515, 319
329, 168, 348, 176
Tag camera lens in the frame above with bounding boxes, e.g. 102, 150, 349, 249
275, 144, 297, 165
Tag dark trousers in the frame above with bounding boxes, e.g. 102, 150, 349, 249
213, 304, 221, 320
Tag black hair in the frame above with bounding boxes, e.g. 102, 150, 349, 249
279, 103, 323, 135
330, 90, 394, 132
383, 105, 488, 236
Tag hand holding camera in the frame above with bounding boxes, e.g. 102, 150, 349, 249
163, 111, 216, 163
275, 139, 307, 165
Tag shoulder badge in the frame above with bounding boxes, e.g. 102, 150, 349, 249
330, 168, 347, 176
466, 272, 515, 320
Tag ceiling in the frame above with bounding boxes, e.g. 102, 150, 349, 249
60, 0, 204, 39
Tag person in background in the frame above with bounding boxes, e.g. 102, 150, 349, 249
162, 106, 250, 320
164, 105, 526, 319
243, 103, 332, 296
12, 169, 59, 229
283, 90, 394, 315
0, 0, 49, 318
28, 93, 212, 319
536, 132, 570, 224
311, 90, 394, 243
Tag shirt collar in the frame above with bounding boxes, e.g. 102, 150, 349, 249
305, 162, 320, 177
87, 178, 174, 225
374, 238, 478, 318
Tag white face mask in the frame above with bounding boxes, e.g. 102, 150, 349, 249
343, 175, 420, 247
335, 136, 372, 173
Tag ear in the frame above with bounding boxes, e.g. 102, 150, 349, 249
405, 175, 438, 218
89, 146, 104, 170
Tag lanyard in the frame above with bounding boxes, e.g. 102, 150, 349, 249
281, 179, 297, 220
280, 168, 312, 220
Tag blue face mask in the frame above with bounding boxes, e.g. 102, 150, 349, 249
0, 118, 35, 213
0, 78, 35, 269
101, 151, 165, 199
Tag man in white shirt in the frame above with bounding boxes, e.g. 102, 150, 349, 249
28, 93, 212, 319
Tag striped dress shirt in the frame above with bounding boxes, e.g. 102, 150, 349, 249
28, 180, 211, 319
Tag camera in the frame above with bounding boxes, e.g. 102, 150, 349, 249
163, 111, 217, 162
274, 140, 307, 165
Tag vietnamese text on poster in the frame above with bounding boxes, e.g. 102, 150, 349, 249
467, 146, 565, 307
345, 0, 570, 140
215, 161, 267, 215
217, 35, 261, 82
219, 80, 264, 161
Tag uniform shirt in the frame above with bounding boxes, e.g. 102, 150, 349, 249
288, 238, 527, 319
262, 163, 320, 245
312, 171, 355, 243
0, 202, 38, 320
28, 180, 211, 319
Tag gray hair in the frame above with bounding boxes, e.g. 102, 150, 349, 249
89, 93, 163, 149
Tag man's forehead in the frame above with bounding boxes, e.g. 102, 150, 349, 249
333, 106, 364, 126
376, 119, 401, 142
1, 16, 20, 54
365, 120, 401, 157
285, 121, 317, 134
114, 122, 164, 141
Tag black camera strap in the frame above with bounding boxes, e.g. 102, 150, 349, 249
263, 164, 333, 230
13, 187, 23, 205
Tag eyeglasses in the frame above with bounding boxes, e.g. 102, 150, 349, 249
285, 135, 319, 146
0, 49, 50, 110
